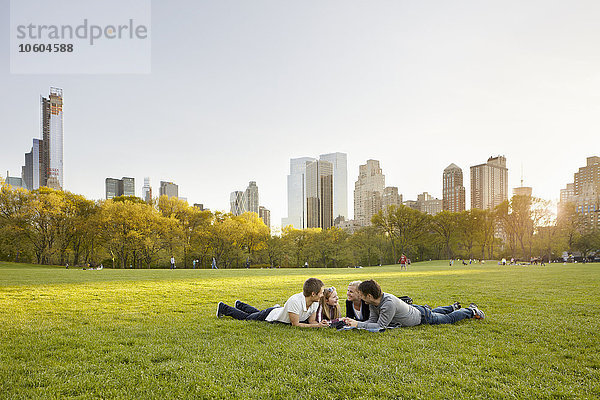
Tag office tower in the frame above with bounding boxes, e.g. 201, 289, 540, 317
259, 206, 271, 229
245, 181, 259, 213
41, 87, 64, 190
560, 183, 575, 205
354, 160, 385, 226
105, 178, 120, 199
105, 177, 135, 199
159, 181, 179, 198
382, 186, 403, 211
230, 190, 246, 216
416, 192, 443, 215
193, 203, 205, 210
305, 160, 333, 229
442, 164, 466, 212
22, 138, 43, 190
142, 177, 152, 203
571, 156, 600, 231
470, 156, 508, 210
282, 157, 316, 229
319, 152, 348, 220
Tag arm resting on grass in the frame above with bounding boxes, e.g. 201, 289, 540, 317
289, 312, 327, 328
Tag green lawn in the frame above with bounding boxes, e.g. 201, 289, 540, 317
1, 261, 599, 399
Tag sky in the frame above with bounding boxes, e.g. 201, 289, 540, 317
1, 0, 600, 230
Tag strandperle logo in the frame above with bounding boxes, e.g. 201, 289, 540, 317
15, 19, 149, 45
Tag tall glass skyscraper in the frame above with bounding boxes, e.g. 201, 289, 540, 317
41, 87, 64, 190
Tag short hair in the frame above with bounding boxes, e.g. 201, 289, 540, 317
348, 281, 362, 288
303, 277, 324, 296
358, 279, 382, 299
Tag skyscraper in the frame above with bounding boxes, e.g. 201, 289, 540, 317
442, 163, 466, 212
470, 156, 508, 210
382, 186, 403, 211
259, 206, 271, 230
105, 177, 135, 199
41, 87, 64, 190
230, 190, 246, 215
159, 181, 179, 198
305, 160, 334, 229
22, 138, 43, 190
142, 177, 152, 203
282, 157, 315, 229
571, 156, 600, 231
245, 181, 259, 214
319, 152, 348, 221
105, 178, 120, 199
354, 160, 385, 226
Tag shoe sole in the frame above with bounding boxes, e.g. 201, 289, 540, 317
234, 300, 241, 309
216, 302, 224, 318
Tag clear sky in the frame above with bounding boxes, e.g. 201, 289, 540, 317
2, 0, 599, 230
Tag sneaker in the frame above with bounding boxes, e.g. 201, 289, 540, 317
216, 302, 225, 318
452, 301, 461, 311
469, 303, 485, 319
234, 300, 242, 309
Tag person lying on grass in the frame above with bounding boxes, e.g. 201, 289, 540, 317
342, 279, 485, 330
316, 286, 342, 323
345, 280, 370, 322
216, 277, 329, 328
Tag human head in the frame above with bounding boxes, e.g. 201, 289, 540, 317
319, 286, 341, 320
323, 286, 339, 306
303, 277, 324, 297
347, 281, 362, 302
358, 279, 382, 303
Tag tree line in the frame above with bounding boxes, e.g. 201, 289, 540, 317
0, 183, 598, 268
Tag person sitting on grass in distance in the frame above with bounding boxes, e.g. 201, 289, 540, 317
345, 281, 370, 322
216, 277, 329, 328
316, 286, 342, 323
343, 279, 485, 331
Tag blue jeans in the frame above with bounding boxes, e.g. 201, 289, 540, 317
412, 304, 473, 325
220, 301, 276, 321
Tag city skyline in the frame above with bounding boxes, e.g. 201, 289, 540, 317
2, 1, 600, 229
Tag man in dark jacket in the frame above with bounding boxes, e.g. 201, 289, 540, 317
345, 281, 370, 321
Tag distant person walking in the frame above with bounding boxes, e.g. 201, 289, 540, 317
212, 257, 218, 269
399, 254, 408, 271
246, 257, 250, 269
170, 256, 175, 269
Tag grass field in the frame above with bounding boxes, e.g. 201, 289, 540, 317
1, 261, 599, 399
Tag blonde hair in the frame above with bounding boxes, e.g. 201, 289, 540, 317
319, 287, 342, 320
348, 281, 362, 288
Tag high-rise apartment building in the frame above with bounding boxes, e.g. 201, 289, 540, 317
442, 163, 466, 212
470, 156, 508, 210
20, 88, 63, 191
354, 160, 385, 226
570, 156, 600, 231
105, 177, 135, 199
382, 186, 403, 211
245, 181, 259, 214
259, 206, 271, 229
142, 177, 152, 203
41, 88, 64, 190
306, 160, 334, 229
160, 181, 179, 198
319, 152, 348, 221
282, 157, 316, 229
